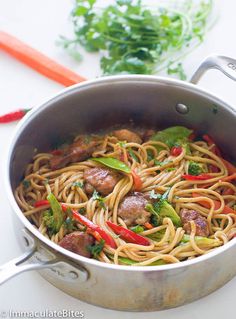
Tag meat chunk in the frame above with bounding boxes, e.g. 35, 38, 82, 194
118, 192, 151, 226
141, 129, 155, 142
113, 129, 142, 144
180, 208, 209, 237
50, 135, 101, 170
59, 231, 95, 258
84, 167, 121, 196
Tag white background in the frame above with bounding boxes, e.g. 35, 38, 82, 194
0, 0, 236, 318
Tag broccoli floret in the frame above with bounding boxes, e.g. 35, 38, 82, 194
42, 210, 58, 235
188, 162, 203, 176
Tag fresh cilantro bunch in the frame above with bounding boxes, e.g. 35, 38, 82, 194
61, 0, 213, 78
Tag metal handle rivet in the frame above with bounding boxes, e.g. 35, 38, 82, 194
68, 271, 79, 279
23, 236, 30, 247
175, 103, 189, 114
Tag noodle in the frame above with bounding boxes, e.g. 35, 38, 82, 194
15, 128, 236, 266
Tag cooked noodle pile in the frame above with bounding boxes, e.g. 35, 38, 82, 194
15, 128, 236, 266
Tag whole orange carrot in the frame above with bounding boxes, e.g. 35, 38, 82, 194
0, 31, 86, 86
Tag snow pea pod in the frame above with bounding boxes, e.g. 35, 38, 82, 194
91, 157, 131, 173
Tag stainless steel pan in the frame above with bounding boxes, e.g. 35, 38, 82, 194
1, 55, 236, 311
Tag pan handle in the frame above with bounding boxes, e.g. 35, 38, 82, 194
0, 229, 88, 285
0, 248, 60, 285
190, 55, 236, 84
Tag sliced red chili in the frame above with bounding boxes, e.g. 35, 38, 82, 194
106, 221, 150, 246
72, 210, 117, 249
34, 200, 49, 207
170, 146, 182, 156
182, 174, 212, 181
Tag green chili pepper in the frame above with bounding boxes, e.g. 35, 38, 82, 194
91, 157, 131, 173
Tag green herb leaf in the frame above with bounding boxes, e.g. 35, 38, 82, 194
64, 216, 77, 232
91, 157, 131, 173
167, 62, 187, 81
87, 239, 105, 258
61, 0, 213, 78
149, 190, 161, 200
91, 190, 106, 209
22, 179, 31, 189
72, 181, 84, 188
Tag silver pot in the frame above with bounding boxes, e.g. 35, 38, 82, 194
1, 55, 236, 311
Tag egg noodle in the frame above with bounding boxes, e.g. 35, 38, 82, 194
15, 131, 236, 266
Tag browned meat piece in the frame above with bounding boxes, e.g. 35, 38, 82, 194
59, 231, 95, 258
179, 209, 199, 224
113, 129, 142, 144
118, 192, 151, 226
180, 208, 209, 237
141, 129, 155, 142
84, 167, 121, 196
50, 135, 101, 170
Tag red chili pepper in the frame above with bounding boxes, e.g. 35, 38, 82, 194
34, 199, 49, 207
131, 170, 142, 191
72, 210, 117, 249
106, 221, 150, 246
0, 108, 30, 123
170, 146, 182, 156
202, 134, 222, 156
182, 174, 212, 181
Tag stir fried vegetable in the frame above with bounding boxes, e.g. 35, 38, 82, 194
181, 234, 221, 247
87, 239, 105, 258
151, 126, 192, 149
107, 221, 150, 246
43, 193, 64, 233
188, 162, 204, 176
91, 157, 131, 173
72, 209, 117, 248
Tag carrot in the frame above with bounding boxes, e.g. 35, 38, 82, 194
192, 192, 236, 214
87, 229, 103, 242
144, 222, 154, 229
0, 31, 86, 86
131, 170, 142, 191
221, 173, 236, 183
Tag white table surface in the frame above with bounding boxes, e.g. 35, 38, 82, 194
0, 0, 236, 318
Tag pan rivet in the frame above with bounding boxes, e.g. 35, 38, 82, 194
175, 103, 189, 114
23, 236, 30, 247
68, 271, 79, 279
